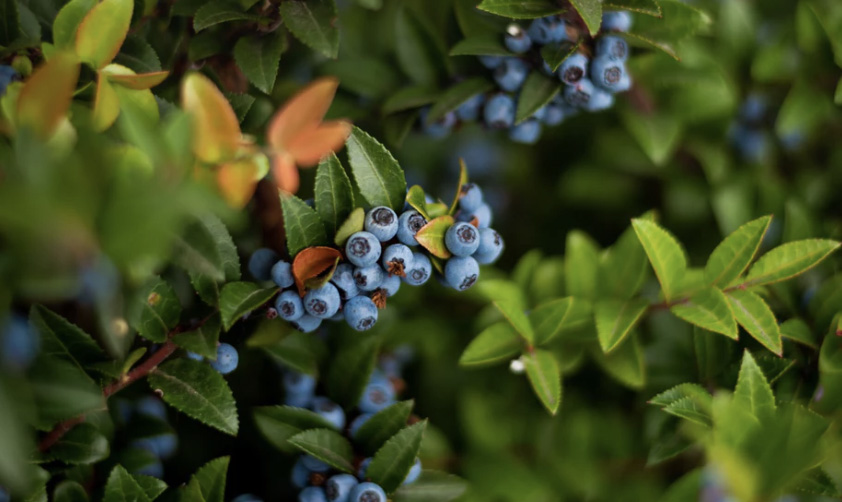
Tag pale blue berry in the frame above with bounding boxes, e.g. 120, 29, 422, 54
474, 228, 504, 264
344, 296, 379, 332
248, 248, 278, 281
403, 458, 422, 485
358, 380, 395, 413
325, 473, 359, 502
445, 222, 480, 257
354, 265, 384, 292
397, 211, 427, 247
602, 11, 632, 32
292, 315, 322, 333
509, 119, 542, 144
402, 253, 432, 286
346, 232, 382, 267
445, 256, 480, 291
271, 260, 294, 288
299, 486, 328, 502
276, 290, 304, 321
311, 397, 346, 430
364, 207, 399, 242
349, 482, 387, 502
331, 264, 359, 300
210, 343, 238, 374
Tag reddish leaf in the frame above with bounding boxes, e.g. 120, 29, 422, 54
16, 52, 80, 139
267, 77, 340, 148
216, 156, 262, 208
181, 72, 242, 164
272, 152, 300, 194
285, 119, 352, 167
292, 246, 344, 295
105, 67, 169, 89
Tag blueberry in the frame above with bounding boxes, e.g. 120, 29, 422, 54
590, 56, 626, 91
232, 495, 263, 502
479, 55, 503, 69
310, 397, 346, 430
292, 315, 322, 333
459, 183, 484, 212
564, 78, 596, 108
356, 458, 372, 480
303, 454, 332, 473
364, 207, 399, 242
397, 211, 427, 247
420, 107, 456, 138
509, 119, 542, 144
349, 482, 387, 502
325, 474, 359, 502
504, 24, 532, 54
136, 396, 168, 420
474, 228, 504, 264
0, 65, 20, 98
248, 248, 279, 281
276, 290, 305, 321
331, 264, 360, 300
271, 260, 295, 289
349, 413, 374, 438
602, 11, 632, 32
483, 93, 516, 129
740, 93, 767, 123
210, 343, 238, 374
292, 457, 311, 488
379, 274, 401, 298
457, 203, 493, 228
284, 371, 316, 397
134, 460, 164, 478
299, 486, 328, 502
445, 256, 480, 291
353, 265, 384, 292
736, 128, 771, 163
614, 73, 632, 93
586, 87, 615, 112
559, 53, 588, 85
494, 58, 529, 92
596, 35, 629, 61
344, 296, 379, 332
402, 253, 432, 286
285, 392, 312, 408
186, 351, 204, 361
542, 104, 565, 125
0, 314, 40, 369
456, 93, 485, 122
532, 105, 548, 121
403, 458, 422, 485
358, 380, 395, 413
304, 283, 341, 319
131, 433, 178, 458
445, 222, 480, 257
346, 232, 382, 267
527, 17, 554, 44
381, 244, 414, 277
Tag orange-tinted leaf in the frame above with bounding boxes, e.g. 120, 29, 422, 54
217, 157, 260, 208
105, 68, 169, 89
16, 52, 80, 139
292, 246, 343, 296
267, 77, 339, 148
92, 73, 120, 131
286, 119, 352, 167
181, 72, 242, 164
75, 0, 133, 69
416, 215, 455, 259
272, 152, 300, 195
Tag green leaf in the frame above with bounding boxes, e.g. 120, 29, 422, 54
288, 429, 355, 473
650, 382, 711, 407
391, 471, 468, 502
447, 160, 469, 217
103, 466, 151, 502
836, 77, 842, 105
355, 400, 414, 455
604, 0, 661, 17
493, 300, 534, 344
779, 318, 817, 348
334, 207, 365, 247
278, 0, 339, 58
593, 335, 646, 389
598, 215, 652, 299
449, 36, 512, 56
75, 0, 132, 69
427, 78, 493, 123
776, 79, 832, 138
595, 298, 649, 352
173, 313, 221, 359
282, 194, 329, 256
569, 0, 602, 35
414, 215, 454, 259
514, 72, 560, 124
218, 282, 276, 331
52, 0, 95, 49
704, 215, 772, 287
670, 287, 738, 340
460, 322, 520, 367
253, 405, 334, 452
188, 456, 229, 502
315, 153, 354, 237
733, 351, 776, 422
128, 278, 181, 343
193, 0, 257, 32
382, 86, 440, 115
30, 357, 104, 426
30, 305, 107, 371
148, 359, 239, 435
632, 219, 687, 301
233, 33, 285, 94
258, 330, 326, 375
477, 0, 564, 19
743, 239, 841, 287
795, 468, 841, 497
530, 297, 593, 345
346, 127, 407, 211
620, 31, 678, 61
564, 231, 600, 298
725, 290, 782, 356
395, 7, 443, 86
650, 383, 712, 426
132, 475, 166, 501
53, 481, 90, 502
46, 423, 109, 465
523, 348, 561, 414
540, 40, 581, 72
663, 397, 713, 427
173, 217, 229, 284
367, 421, 427, 493
327, 333, 379, 409
0, 0, 20, 46
405, 185, 430, 220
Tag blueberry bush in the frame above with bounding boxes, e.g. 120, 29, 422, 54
1, 0, 842, 501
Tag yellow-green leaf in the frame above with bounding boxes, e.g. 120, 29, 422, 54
406, 185, 430, 220
52, 0, 95, 49
75, 0, 133, 69
448, 159, 469, 216
415, 215, 454, 260
92, 73, 120, 131
103, 64, 169, 90
632, 218, 687, 302
734, 350, 776, 422
595, 298, 648, 352
181, 72, 242, 164
530, 297, 593, 345
459, 321, 521, 367
726, 289, 782, 356
523, 348, 562, 415
564, 231, 600, 299
493, 300, 535, 345
705, 216, 772, 287
743, 239, 841, 287
16, 52, 80, 139
670, 287, 738, 340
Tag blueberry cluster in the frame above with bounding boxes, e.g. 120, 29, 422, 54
283, 350, 419, 502
421, 11, 633, 144
249, 185, 503, 334
117, 396, 179, 478
729, 93, 805, 163
186, 342, 239, 374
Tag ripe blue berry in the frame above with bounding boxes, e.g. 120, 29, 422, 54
304, 283, 341, 319
276, 290, 305, 321
403, 458, 422, 485
349, 482, 387, 502
210, 343, 238, 374
586, 87, 615, 112
302, 454, 331, 472
590, 56, 627, 91
420, 107, 456, 138
354, 265, 384, 292
292, 315, 322, 333
248, 248, 279, 281
379, 274, 401, 297
364, 207, 399, 242
284, 371, 316, 397
479, 55, 503, 69
445, 256, 480, 291
614, 73, 632, 93
445, 222, 480, 257
344, 296, 379, 332
483, 93, 516, 129
0, 314, 40, 369
358, 380, 396, 413
509, 119, 542, 144
291, 457, 311, 488
503, 24, 532, 54
474, 228, 504, 264
402, 253, 432, 286
299, 486, 328, 502
596, 35, 629, 61
326, 474, 359, 502
331, 264, 360, 300
232, 495, 263, 502
564, 78, 596, 108
136, 396, 167, 420
357, 458, 372, 480
527, 17, 553, 44
271, 260, 294, 289
132, 433, 178, 459
349, 413, 374, 438
397, 211, 427, 246
602, 11, 632, 32
346, 232, 382, 267
382, 244, 414, 277
494, 58, 528, 92
459, 183, 484, 212
542, 104, 565, 125
458, 203, 493, 228
311, 397, 346, 430
559, 53, 588, 85
285, 392, 311, 408
456, 93, 485, 121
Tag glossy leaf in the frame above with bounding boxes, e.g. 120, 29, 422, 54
288, 428, 355, 473
570, 0, 601, 35
726, 289, 782, 356
382, 86, 440, 115
282, 194, 329, 256
52, 0, 95, 49
334, 207, 365, 247
523, 348, 561, 414
53, 481, 90, 502
172, 313, 221, 359
598, 214, 652, 299
779, 318, 817, 348
367, 420, 427, 493
743, 239, 841, 287
30, 305, 106, 371
16, 52, 80, 139
188, 456, 229, 502
219, 282, 277, 331
603, 0, 661, 16
278, 0, 339, 59
415, 216, 454, 259
670, 287, 738, 340
734, 351, 776, 422
705, 216, 772, 287
595, 298, 649, 352
515, 72, 560, 124
406, 185, 430, 220
128, 278, 181, 343
103, 465, 151, 502
564, 231, 600, 298
427, 78, 494, 123
253, 406, 335, 452
632, 218, 687, 301
541, 40, 581, 72
327, 333, 380, 409
47, 423, 109, 465
447, 159, 469, 216
355, 400, 414, 455
530, 297, 592, 345
103, 67, 169, 90
391, 471, 468, 502
346, 127, 407, 210
477, 0, 564, 19
594, 335, 646, 389
181, 72, 241, 164
193, 0, 257, 31
314, 154, 354, 236
30, 357, 104, 426
459, 321, 521, 367
233, 33, 285, 94
75, 0, 132, 69
493, 300, 535, 344
292, 246, 342, 295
